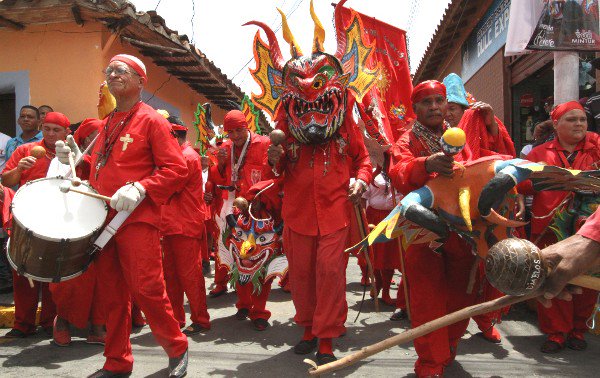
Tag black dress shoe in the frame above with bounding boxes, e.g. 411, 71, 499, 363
182, 323, 210, 336
4, 329, 29, 338
390, 309, 407, 321
541, 339, 564, 354
235, 308, 249, 320
566, 335, 587, 351
209, 286, 227, 298
168, 349, 188, 378
293, 337, 318, 355
202, 260, 211, 275
316, 352, 337, 366
252, 318, 269, 331
87, 369, 132, 378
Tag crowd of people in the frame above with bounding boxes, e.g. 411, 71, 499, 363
0, 53, 598, 378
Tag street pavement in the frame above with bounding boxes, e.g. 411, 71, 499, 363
1, 256, 599, 377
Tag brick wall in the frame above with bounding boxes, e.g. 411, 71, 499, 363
440, 53, 463, 81
464, 49, 506, 123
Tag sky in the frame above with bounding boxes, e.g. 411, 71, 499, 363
129, 0, 451, 97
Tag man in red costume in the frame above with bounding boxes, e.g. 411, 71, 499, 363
388, 81, 478, 377
540, 208, 600, 301
50, 118, 105, 347
518, 101, 599, 354
204, 110, 270, 298
2, 111, 71, 338
443, 73, 515, 157
161, 116, 210, 335
57, 54, 188, 378
267, 107, 372, 365
443, 72, 516, 344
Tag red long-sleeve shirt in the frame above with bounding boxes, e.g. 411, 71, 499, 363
518, 132, 600, 236
273, 108, 373, 236
4, 140, 54, 186
160, 142, 205, 238
578, 209, 600, 243
207, 132, 270, 200
458, 109, 516, 158
88, 102, 188, 228
388, 126, 471, 195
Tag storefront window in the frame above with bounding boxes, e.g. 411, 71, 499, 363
511, 52, 596, 153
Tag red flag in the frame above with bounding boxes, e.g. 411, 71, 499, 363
337, 7, 415, 142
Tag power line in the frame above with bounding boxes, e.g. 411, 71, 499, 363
190, 0, 196, 44
230, 0, 305, 82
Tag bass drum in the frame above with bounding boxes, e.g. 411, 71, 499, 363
7, 177, 108, 282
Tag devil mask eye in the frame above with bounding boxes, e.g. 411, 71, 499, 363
256, 232, 275, 245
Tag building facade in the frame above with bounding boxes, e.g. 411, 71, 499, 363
414, 0, 597, 152
0, 0, 269, 141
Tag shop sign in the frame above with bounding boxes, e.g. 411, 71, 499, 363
461, 0, 511, 81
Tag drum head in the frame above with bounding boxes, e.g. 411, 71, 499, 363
12, 177, 108, 240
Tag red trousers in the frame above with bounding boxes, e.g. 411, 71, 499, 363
537, 287, 598, 335
12, 271, 56, 333
49, 264, 103, 329
162, 234, 210, 328
284, 226, 349, 339
199, 226, 209, 262
472, 262, 508, 332
405, 235, 477, 377
235, 279, 273, 320
366, 207, 401, 270
95, 223, 187, 373
396, 276, 407, 310
213, 264, 229, 288
530, 232, 598, 336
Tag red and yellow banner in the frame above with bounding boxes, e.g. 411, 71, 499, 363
336, 7, 415, 142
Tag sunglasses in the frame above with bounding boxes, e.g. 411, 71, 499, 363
104, 66, 138, 78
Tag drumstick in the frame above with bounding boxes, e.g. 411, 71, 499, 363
64, 132, 100, 179
60, 185, 111, 203
67, 153, 82, 187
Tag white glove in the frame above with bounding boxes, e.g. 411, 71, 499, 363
56, 135, 82, 165
110, 182, 146, 212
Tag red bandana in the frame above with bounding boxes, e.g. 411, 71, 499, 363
223, 110, 248, 132
411, 80, 446, 104
550, 101, 584, 122
44, 112, 70, 128
74, 118, 102, 145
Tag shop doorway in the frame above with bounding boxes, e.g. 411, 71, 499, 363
0, 92, 16, 137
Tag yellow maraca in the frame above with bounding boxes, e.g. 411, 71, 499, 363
440, 127, 466, 174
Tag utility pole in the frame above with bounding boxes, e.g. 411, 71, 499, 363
553, 52, 579, 103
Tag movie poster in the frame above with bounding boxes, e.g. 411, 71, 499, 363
527, 0, 600, 51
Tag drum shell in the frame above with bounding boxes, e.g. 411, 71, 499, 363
7, 176, 108, 283
7, 221, 100, 283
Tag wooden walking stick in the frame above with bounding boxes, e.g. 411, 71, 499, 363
353, 203, 379, 313
306, 238, 600, 375
389, 185, 411, 320
306, 292, 535, 374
